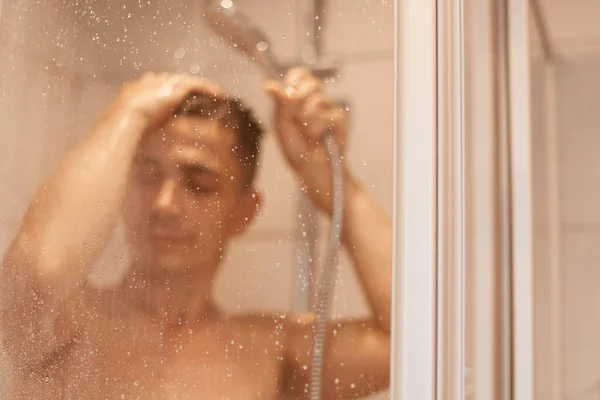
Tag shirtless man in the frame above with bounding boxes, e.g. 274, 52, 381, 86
0, 68, 392, 399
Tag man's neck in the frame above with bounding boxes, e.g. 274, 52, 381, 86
122, 266, 220, 329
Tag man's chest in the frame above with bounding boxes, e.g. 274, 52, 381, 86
53, 317, 286, 399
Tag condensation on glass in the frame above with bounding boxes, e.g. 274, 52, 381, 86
0, 0, 394, 399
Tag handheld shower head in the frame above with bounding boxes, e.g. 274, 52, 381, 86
201, 0, 339, 80
201, 0, 285, 80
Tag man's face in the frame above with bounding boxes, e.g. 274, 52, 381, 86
122, 116, 260, 275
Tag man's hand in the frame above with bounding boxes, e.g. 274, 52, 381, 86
264, 67, 348, 214
102, 72, 225, 132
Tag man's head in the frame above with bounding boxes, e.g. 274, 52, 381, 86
122, 90, 264, 276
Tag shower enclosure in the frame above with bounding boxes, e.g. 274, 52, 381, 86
0, 0, 395, 399
2, 0, 587, 398
397, 0, 574, 398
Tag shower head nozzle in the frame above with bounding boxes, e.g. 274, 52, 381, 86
201, 0, 340, 81
201, 0, 285, 79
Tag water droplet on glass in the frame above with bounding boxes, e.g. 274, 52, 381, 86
256, 41, 268, 51
190, 63, 201, 74
174, 47, 186, 59
220, 0, 233, 9
334, 378, 340, 384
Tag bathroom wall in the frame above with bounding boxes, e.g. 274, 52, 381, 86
0, 1, 82, 396
529, 44, 600, 400
552, 53, 600, 398
528, 40, 600, 400
0, 0, 394, 398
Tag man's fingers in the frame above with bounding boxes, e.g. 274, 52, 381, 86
299, 95, 333, 141
266, 70, 345, 144
176, 74, 225, 96
139, 72, 226, 99
264, 79, 288, 102
283, 67, 319, 90
291, 77, 321, 102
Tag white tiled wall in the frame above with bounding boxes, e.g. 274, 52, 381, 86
319, 0, 394, 57
0, 0, 393, 398
543, 54, 600, 397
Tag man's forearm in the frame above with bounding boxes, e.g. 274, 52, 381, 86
2, 110, 146, 288
340, 171, 393, 333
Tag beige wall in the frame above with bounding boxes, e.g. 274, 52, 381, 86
0, 0, 393, 398
552, 54, 600, 398
530, 50, 600, 398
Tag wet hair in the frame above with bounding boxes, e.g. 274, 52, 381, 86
175, 91, 264, 188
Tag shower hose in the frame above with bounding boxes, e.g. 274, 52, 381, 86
306, 133, 344, 400
197, 4, 342, 398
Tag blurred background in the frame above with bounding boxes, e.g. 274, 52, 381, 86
528, 0, 600, 399
0, 0, 394, 398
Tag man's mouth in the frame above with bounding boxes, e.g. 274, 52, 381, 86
150, 233, 188, 249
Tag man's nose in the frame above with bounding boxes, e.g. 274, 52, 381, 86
152, 179, 180, 215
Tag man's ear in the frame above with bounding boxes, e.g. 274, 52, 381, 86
231, 189, 262, 236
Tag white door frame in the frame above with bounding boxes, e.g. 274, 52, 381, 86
393, 1, 562, 398
436, 0, 466, 398
392, 0, 439, 398
506, 0, 536, 398
508, 0, 563, 398
392, 0, 466, 398
462, 0, 514, 398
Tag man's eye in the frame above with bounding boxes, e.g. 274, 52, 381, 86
184, 171, 219, 193
186, 178, 214, 193
135, 168, 160, 185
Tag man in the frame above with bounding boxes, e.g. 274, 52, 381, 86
0, 68, 392, 399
